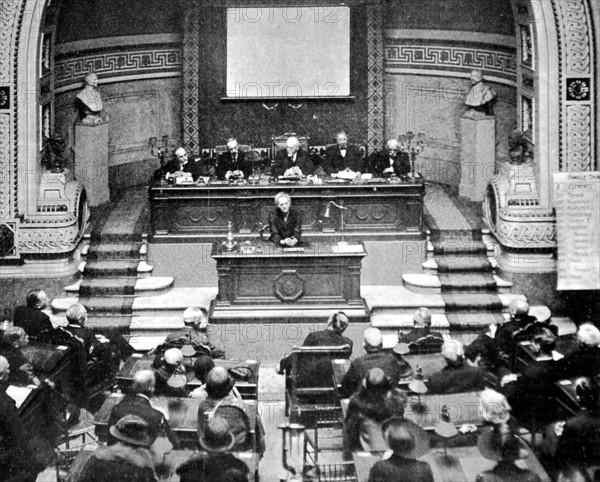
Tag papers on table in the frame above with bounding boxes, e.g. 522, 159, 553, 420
6, 385, 34, 408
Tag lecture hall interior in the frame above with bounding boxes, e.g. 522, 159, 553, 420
0, 0, 599, 481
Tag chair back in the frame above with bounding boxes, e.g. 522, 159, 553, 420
291, 345, 352, 389
272, 132, 309, 153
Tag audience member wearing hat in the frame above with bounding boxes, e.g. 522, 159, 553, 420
278, 310, 353, 381
197, 367, 266, 456
344, 367, 407, 453
555, 377, 600, 468
177, 417, 250, 481
368, 417, 432, 482
475, 423, 540, 482
427, 340, 486, 395
340, 328, 411, 398
153, 347, 189, 397
164, 307, 225, 358
108, 370, 179, 448
79, 415, 158, 482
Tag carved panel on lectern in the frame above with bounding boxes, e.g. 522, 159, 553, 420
274, 271, 305, 302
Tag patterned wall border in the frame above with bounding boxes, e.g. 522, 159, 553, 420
366, 2, 384, 154
552, 0, 595, 172
182, 1, 200, 155
385, 41, 517, 83
54, 46, 182, 92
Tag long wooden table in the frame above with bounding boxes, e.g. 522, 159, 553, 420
94, 393, 258, 448
149, 178, 424, 243
352, 444, 550, 482
68, 448, 259, 481
211, 241, 369, 323
116, 353, 260, 400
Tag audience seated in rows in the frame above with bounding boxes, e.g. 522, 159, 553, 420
13, 289, 53, 338
164, 307, 225, 358
0, 355, 47, 482
197, 366, 266, 456
427, 340, 486, 395
344, 367, 407, 453
367, 417, 433, 482
476, 422, 541, 482
397, 307, 443, 350
177, 415, 250, 482
108, 369, 178, 449
79, 415, 158, 482
340, 328, 410, 398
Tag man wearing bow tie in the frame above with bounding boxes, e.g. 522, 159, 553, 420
368, 139, 411, 178
272, 136, 314, 178
324, 130, 364, 175
216, 138, 252, 180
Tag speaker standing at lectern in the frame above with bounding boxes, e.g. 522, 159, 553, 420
268, 192, 302, 247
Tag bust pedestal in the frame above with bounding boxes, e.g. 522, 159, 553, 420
73, 121, 109, 206
459, 111, 495, 202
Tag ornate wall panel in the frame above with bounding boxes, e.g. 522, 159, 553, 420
366, 2, 384, 153
553, 0, 595, 172
182, 1, 201, 155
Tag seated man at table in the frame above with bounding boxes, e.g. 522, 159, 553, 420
160, 147, 201, 182
555, 377, 600, 469
164, 307, 225, 358
79, 415, 157, 482
189, 356, 242, 400
271, 136, 314, 178
340, 328, 411, 398
108, 369, 178, 448
153, 348, 189, 397
64, 303, 98, 357
397, 307, 443, 350
547, 323, 600, 381
215, 138, 252, 180
177, 416, 251, 482
268, 192, 302, 247
368, 417, 433, 482
13, 289, 53, 338
367, 139, 410, 178
0, 356, 47, 482
324, 130, 364, 175
427, 340, 486, 395
198, 366, 266, 456
0, 326, 40, 385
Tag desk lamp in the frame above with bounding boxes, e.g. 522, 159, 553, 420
322, 201, 348, 246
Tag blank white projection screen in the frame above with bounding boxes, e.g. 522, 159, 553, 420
226, 6, 350, 98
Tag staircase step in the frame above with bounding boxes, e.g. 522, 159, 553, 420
361, 285, 445, 313
371, 312, 450, 329
132, 287, 217, 315
402, 274, 513, 294
434, 255, 492, 272
429, 229, 482, 243
442, 293, 504, 311
79, 260, 154, 278
64, 277, 174, 296
431, 241, 487, 254
87, 314, 133, 332
130, 315, 184, 332
86, 242, 143, 261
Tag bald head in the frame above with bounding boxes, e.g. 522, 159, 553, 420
183, 307, 208, 329
132, 370, 155, 395
66, 303, 87, 326
413, 307, 432, 328
164, 348, 184, 365
509, 299, 530, 318
577, 323, 600, 347
441, 340, 464, 365
285, 137, 300, 156
364, 328, 383, 351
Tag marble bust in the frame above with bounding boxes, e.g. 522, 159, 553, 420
76, 72, 106, 125
465, 69, 496, 116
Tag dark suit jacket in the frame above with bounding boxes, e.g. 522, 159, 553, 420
494, 316, 539, 356
272, 148, 313, 177
427, 362, 486, 395
64, 324, 97, 356
368, 454, 434, 482
161, 158, 202, 181
548, 345, 600, 381
303, 330, 353, 351
340, 350, 403, 398
268, 207, 302, 245
0, 342, 32, 384
324, 144, 364, 174
108, 393, 168, 444
215, 151, 253, 179
13, 306, 53, 338
475, 461, 541, 482
367, 150, 411, 177
556, 410, 600, 467
176, 452, 250, 482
